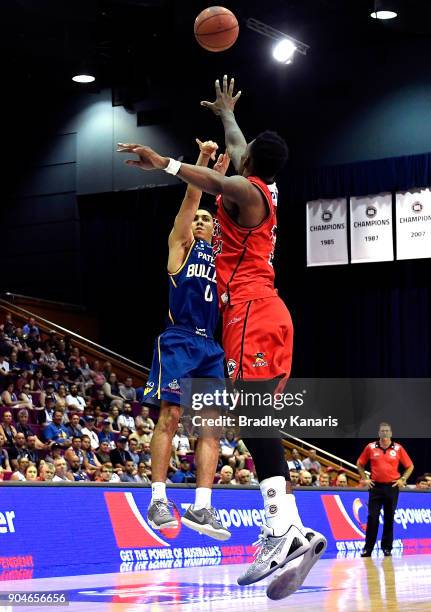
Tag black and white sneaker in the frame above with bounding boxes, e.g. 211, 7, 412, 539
181, 505, 231, 541
266, 528, 327, 600
147, 499, 178, 529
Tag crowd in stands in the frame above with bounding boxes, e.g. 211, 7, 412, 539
1, 314, 428, 488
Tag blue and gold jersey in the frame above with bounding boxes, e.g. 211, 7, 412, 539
167, 239, 218, 337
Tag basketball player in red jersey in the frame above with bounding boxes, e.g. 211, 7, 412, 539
117, 75, 326, 599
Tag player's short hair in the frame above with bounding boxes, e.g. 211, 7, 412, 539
250, 130, 289, 180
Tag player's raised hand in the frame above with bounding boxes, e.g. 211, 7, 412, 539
200, 74, 242, 116
213, 151, 230, 176
117, 143, 167, 170
196, 138, 218, 161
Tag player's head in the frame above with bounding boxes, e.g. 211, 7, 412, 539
378, 422, 392, 440
192, 208, 214, 243
239, 130, 289, 182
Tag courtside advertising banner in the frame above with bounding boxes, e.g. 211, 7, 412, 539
350, 193, 394, 263
396, 188, 431, 261
0, 485, 429, 580
306, 198, 348, 266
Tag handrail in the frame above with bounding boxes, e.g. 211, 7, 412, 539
0, 297, 149, 374
3, 292, 87, 312
280, 430, 369, 476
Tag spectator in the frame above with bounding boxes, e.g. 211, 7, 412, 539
416, 476, 429, 489
287, 448, 305, 472
64, 437, 85, 468
96, 441, 112, 464
109, 436, 132, 467
0, 410, 18, 447
80, 435, 101, 478
67, 413, 83, 438
66, 384, 86, 413
135, 405, 155, 433
103, 361, 113, 380
107, 405, 121, 433
424, 473, 431, 489
218, 465, 234, 485
318, 471, 331, 487
118, 403, 135, 432
55, 340, 67, 364
8, 431, 32, 470
43, 410, 71, 448
92, 389, 111, 414
127, 438, 141, 465
136, 461, 151, 484
52, 457, 74, 482
170, 459, 196, 483
98, 419, 115, 448
130, 422, 152, 447
119, 376, 137, 402
302, 449, 322, 474
24, 463, 38, 481
64, 356, 83, 387
37, 396, 56, 426
336, 473, 348, 487
119, 425, 131, 439
25, 435, 41, 465
289, 469, 300, 486
81, 416, 100, 450
2, 313, 15, 337
236, 469, 252, 486
1, 380, 32, 410
102, 373, 123, 406
299, 470, 313, 486
15, 409, 44, 447
31, 368, 45, 394
68, 454, 89, 481
120, 460, 139, 483
172, 423, 191, 457
39, 346, 58, 373
96, 462, 116, 483
220, 430, 237, 464
23, 317, 39, 338
11, 456, 30, 481
38, 462, 55, 481
0, 352, 10, 377
0, 433, 11, 471
54, 384, 68, 410
140, 442, 151, 468
235, 438, 252, 470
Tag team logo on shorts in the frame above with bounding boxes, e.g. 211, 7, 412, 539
143, 381, 154, 396
227, 359, 237, 376
168, 379, 180, 391
252, 352, 268, 368
267, 488, 276, 498
269, 504, 278, 515
412, 201, 423, 213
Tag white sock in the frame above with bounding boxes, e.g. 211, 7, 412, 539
260, 476, 304, 536
151, 481, 167, 503
194, 487, 212, 510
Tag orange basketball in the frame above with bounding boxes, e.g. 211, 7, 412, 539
194, 6, 239, 52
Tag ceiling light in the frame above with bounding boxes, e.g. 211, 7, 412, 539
370, 10, 397, 19
272, 39, 297, 64
72, 74, 95, 83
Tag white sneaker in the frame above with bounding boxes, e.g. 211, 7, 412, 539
237, 524, 310, 586
266, 528, 327, 599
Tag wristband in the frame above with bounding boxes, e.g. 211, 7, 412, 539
164, 158, 181, 176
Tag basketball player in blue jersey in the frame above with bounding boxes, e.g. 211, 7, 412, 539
142, 138, 231, 540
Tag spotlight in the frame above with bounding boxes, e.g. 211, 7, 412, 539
72, 74, 95, 83
273, 39, 297, 64
370, 1, 397, 20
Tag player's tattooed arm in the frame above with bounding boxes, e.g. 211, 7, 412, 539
201, 75, 246, 173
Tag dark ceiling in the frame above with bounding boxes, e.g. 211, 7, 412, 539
3, 0, 431, 93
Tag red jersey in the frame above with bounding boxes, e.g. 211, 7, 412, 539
357, 441, 413, 483
213, 177, 278, 308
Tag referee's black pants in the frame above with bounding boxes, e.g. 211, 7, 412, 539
365, 483, 399, 552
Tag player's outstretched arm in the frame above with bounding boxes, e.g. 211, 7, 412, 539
201, 75, 247, 173
169, 139, 218, 247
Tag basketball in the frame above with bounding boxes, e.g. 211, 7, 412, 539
194, 6, 239, 52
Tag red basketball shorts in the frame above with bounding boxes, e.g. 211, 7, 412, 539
222, 296, 294, 386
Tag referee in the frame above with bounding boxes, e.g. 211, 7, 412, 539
356, 422, 414, 557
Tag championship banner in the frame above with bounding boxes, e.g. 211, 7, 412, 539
306, 198, 348, 266
350, 193, 394, 263
396, 188, 431, 261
